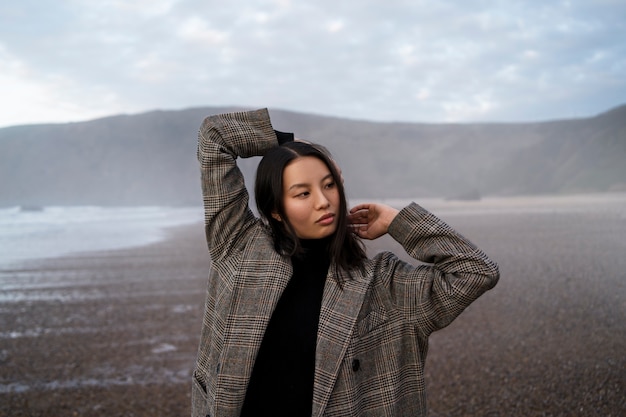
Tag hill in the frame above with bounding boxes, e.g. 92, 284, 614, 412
0, 104, 624, 207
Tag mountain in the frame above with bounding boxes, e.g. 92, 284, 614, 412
0, 104, 625, 207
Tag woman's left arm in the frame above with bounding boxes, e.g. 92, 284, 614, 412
351, 202, 500, 334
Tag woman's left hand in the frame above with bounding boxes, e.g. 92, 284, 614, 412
348, 203, 399, 240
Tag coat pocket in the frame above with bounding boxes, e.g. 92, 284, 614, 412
355, 308, 389, 336
191, 370, 210, 417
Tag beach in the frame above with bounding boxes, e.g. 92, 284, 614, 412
1, 194, 625, 416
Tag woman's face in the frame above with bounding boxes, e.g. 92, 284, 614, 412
278, 156, 340, 239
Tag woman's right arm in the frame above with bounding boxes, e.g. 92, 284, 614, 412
196, 108, 282, 259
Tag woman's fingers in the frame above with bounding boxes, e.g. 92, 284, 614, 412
349, 203, 371, 214
348, 207, 369, 224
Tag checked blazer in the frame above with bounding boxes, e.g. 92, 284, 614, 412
192, 108, 500, 417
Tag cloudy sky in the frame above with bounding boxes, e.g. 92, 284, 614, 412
1, 0, 624, 128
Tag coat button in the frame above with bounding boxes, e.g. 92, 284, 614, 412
352, 359, 360, 372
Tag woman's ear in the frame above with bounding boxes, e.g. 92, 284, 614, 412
271, 212, 282, 222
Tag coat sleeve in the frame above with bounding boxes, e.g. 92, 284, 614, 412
196, 108, 280, 261
383, 202, 500, 336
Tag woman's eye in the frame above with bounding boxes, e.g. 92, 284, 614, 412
325, 182, 336, 189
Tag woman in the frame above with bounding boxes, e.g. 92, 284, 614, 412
192, 108, 499, 417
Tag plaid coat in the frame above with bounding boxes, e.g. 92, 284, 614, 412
192, 109, 499, 417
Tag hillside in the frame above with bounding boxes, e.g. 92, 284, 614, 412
0, 104, 624, 207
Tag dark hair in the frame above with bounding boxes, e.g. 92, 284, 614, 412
255, 141, 366, 282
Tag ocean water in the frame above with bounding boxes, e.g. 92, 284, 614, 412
0, 205, 203, 268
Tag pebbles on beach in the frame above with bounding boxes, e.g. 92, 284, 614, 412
1, 195, 625, 416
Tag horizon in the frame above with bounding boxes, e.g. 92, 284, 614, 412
1, 101, 624, 130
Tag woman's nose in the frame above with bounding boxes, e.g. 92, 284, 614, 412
314, 191, 330, 209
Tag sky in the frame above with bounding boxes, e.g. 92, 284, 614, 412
0, 0, 625, 128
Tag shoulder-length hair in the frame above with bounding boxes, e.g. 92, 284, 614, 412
255, 141, 366, 282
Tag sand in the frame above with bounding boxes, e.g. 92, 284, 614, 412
1, 198, 624, 416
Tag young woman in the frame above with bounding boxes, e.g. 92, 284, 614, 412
192, 108, 499, 417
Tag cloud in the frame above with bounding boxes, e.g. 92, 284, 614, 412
177, 17, 229, 45
0, 42, 128, 126
0, 0, 624, 127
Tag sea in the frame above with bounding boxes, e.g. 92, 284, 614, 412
0, 205, 203, 268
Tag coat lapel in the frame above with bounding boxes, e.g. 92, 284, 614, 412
217, 250, 293, 415
312, 270, 372, 417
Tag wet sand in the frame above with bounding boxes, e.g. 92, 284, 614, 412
1, 196, 625, 416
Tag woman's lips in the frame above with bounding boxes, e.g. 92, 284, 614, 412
317, 213, 335, 225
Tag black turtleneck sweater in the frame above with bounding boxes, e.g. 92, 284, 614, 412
241, 238, 331, 417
